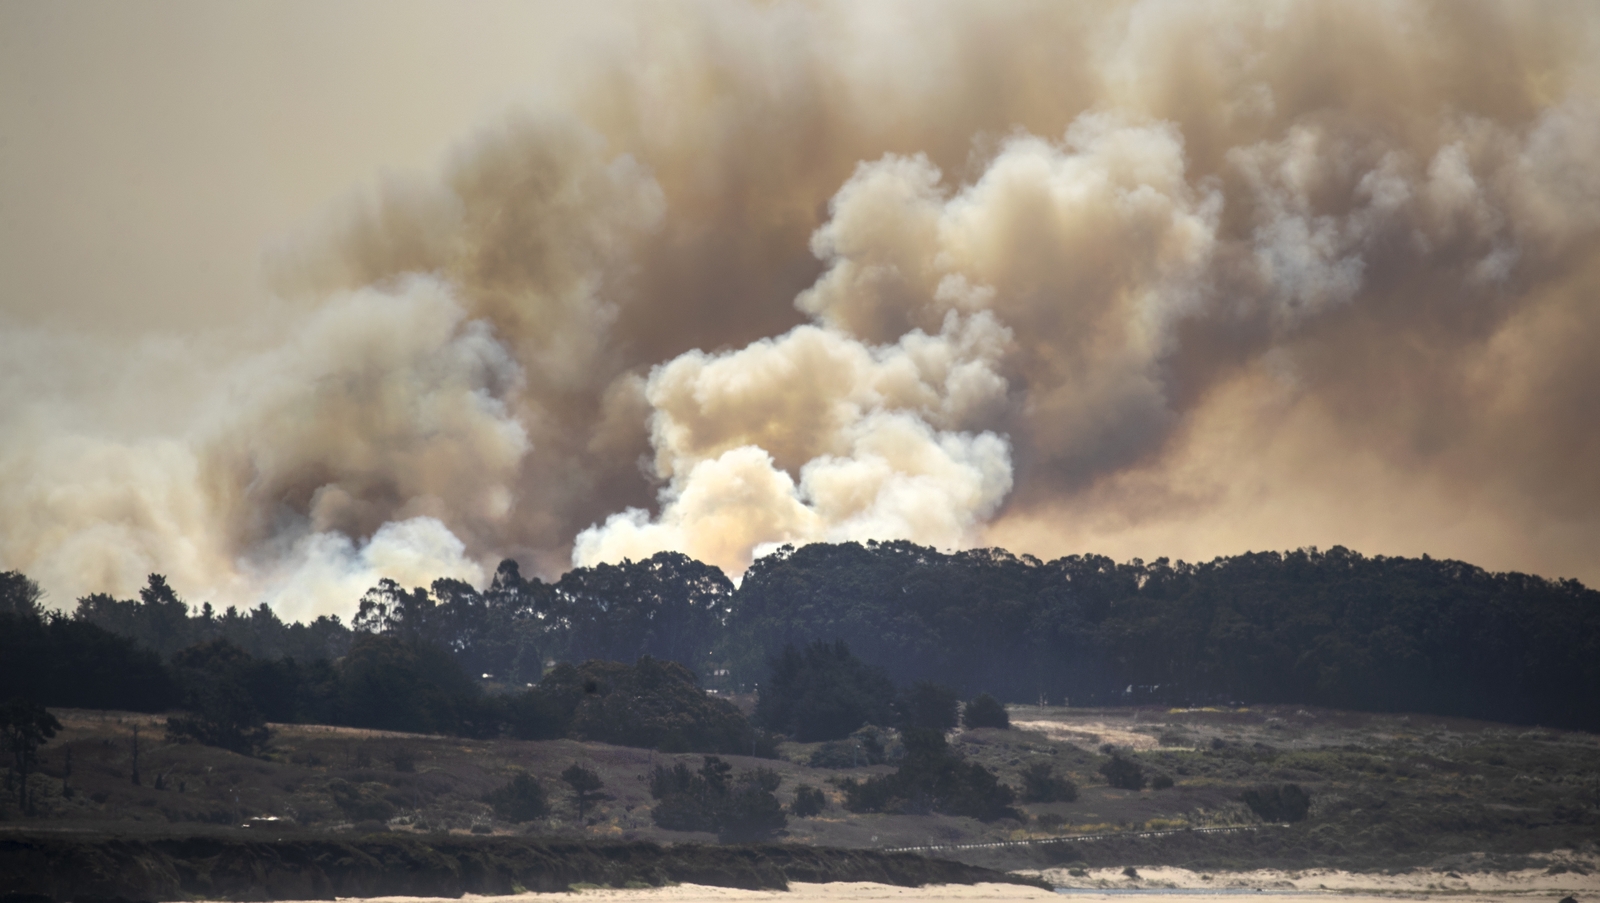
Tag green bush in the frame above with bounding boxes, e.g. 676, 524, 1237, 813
807, 725, 892, 768
1020, 762, 1078, 802
962, 694, 1010, 730
791, 784, 828, 817
1099, 754, 1145, 790
648, 756, 788, 841
485, 773, 550, 823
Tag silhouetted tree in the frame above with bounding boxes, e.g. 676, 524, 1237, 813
0, 571, 44, 620
1, 698, 61, 815
561, 762, 606, 823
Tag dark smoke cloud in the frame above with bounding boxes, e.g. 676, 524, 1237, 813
6, 0, 1599, 613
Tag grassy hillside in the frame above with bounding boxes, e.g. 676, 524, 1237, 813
4, 703, 1596, 874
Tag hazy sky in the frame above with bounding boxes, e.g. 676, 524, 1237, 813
3, 0, 1598, 617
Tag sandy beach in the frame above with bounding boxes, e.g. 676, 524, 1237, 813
231, 863, 1598, 903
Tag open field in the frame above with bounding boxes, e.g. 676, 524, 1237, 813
4, 704, 1596, 877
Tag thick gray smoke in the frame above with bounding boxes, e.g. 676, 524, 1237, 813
5, 0, 1600, 614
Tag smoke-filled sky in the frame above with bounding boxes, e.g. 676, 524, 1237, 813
4, 0, 1599, 619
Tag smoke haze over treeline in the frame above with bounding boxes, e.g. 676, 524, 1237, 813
3, 0, 1599, 617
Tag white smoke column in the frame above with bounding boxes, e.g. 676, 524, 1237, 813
252, 516, 487, 625
202, 276, 530, 555
575, 113, 1218, 572
0, 276, 526, 612
572, 313, 1013, 573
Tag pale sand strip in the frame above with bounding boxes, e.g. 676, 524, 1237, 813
247, 884, 1057, 903
1026, 865, 1598, 896
220, 868, 1599, 903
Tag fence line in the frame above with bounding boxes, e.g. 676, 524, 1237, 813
882, 822, 1288, 854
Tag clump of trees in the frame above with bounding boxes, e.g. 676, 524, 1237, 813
649, 756, 788, 842
4, 562, 776, 758
14, 531, 1600, 747
1, 572, 175, 713
839, 728, 1019, 822
532, 658, 773, 756
165, 640, 273, 755
728, 541, 1600, 731
755, 640, 896, 742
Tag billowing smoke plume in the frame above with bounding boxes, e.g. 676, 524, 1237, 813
5, 0, 1600, 612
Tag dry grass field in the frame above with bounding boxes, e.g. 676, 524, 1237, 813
5, 703, 1596, 875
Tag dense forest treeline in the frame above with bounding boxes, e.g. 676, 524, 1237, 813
3, 541, 1599, 736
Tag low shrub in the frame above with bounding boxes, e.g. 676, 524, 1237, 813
648, 756, 788, 842
1242, 783, 1311, 822
1020, 762, 1079, 802
1100, 754, 1145, 791
791, 784, 828, 817
485, 772, 550, 823
839, 728, 1019, 821
962, 694, 1011, 730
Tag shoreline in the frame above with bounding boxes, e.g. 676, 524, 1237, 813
179, 868, 1600, 903
173, 861, 1599, 903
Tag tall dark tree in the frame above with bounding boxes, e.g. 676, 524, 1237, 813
353, 579, 437, 643
561, 762, 606, 823
755, 640, 896, 742
0, 571, 44, 620
2, 698, 61, 815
